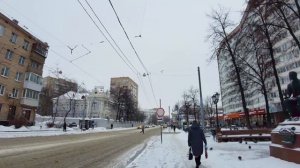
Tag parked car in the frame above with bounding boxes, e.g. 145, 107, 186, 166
68, 122, 77, 128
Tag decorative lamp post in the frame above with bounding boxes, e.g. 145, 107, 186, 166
212, 92, 220, 130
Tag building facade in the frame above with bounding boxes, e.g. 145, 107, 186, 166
218, 0, 300, 125
53, 89, 113, 119
110, 77, 138, 103
0, 12, 48, 125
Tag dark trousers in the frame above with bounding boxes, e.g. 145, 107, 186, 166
195, 155, 201, 167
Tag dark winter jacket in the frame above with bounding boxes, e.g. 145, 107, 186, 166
188, 122, 207, 156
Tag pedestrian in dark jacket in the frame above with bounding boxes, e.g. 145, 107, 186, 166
188, 121, 207, 168
140, 124, 145, 134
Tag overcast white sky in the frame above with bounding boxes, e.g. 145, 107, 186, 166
0, 0, 246, 111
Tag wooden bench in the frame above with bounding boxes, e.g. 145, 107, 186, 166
217, 129, 271, 142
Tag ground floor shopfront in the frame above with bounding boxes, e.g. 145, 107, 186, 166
210, 108, 287, 128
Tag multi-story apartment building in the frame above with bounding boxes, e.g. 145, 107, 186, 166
218, 0, 300, 125
0, 12, 48, 125
110, 77, 138, 103
42, 76, 78, 98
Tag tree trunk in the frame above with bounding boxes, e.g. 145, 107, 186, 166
262, 82, 272, 127
265, 30, 286, 114
224, 36, 252, 129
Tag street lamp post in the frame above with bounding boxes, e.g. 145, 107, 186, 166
211, 92, 220, 130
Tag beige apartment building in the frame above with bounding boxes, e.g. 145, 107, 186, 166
110, 77, 138, 103
0, 12, 48, 125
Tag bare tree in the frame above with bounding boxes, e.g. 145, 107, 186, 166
247, 0, 287, 115
111, 87, 140, 122
204, 96, 214, 127
237, 21, 274, 126
266, 0, 300, 50
59, 92, 76, 132
208, 8, 252, 129
182, 91, 192, 126
188, 86, 199, 121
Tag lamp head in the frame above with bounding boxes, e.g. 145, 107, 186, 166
215, 92, 220, 100
211, 94, 216, 102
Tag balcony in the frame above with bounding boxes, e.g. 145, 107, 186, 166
24, 80, 42, 92
20, 97, 38, 107
24, 72, 43, 91
32, 42, 49, 58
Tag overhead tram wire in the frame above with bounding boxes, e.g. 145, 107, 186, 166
108, 0, 149, 73
50, 49, 104, 85
80, 0, 139, 76
108, 0, 158, 106
82, 0, 153, 104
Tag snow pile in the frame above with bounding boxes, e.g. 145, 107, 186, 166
0, 123, 132, 138
125, 130, 300, 168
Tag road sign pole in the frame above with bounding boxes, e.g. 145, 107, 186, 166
161, 125, 162, 144
156, 105, 165, 144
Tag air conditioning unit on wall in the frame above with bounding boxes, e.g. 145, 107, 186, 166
8, 93, 14, 98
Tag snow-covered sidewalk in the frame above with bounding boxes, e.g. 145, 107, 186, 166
125, 129, 299, 168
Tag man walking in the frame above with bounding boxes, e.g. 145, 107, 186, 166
140, 124, 145, 134
188, 121, 207, 168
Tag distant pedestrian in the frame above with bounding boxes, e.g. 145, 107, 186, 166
211, 129, 216, 141
111, 123, 113, 129
140, 124, 145, 134
173, 125, 176, 133
188, 121, 207, 168
63, 122, 67, 132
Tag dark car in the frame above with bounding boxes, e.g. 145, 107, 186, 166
68, 122, 77, 128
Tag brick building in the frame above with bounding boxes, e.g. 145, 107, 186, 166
0, 12, 48, 125
110, 77, 138, 103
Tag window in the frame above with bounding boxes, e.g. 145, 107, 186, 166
5, 50, 14, 60
23, 89, 39, 99
0, 84, 5, 95
31, 61, 39, 69
19, 56, 25, 65
0, 25, 4, 36
22, 40, 29, 50
10, 32, 17, 43
15, 72, 23, 81
1, 67, 10, 77
25, 72, 42, 84
12, 88, 19, 98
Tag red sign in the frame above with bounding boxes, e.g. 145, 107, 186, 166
156, 108, 165, 117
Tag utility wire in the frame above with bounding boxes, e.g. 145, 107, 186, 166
50, 49, 104, 84
108, 0, 157, 106
0, 2, 107, 86
108, 0, 149, 73
81, 0, 153, 105
83, 0, 139, 75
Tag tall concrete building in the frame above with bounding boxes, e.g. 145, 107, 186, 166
217, 0, 300, 124
42, 76, 78, 98
110, 77, 138, 103
0, 12, 48, 125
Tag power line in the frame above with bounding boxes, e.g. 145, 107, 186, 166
80, 0, 139, 76
108, 0, 157, 106
49, 49, 104, 85
0, 3, 107, 87
79, 0, 153, 105
108, 0, 149, 74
